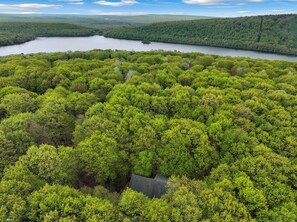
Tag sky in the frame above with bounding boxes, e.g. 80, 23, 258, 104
0, 0, 296, 17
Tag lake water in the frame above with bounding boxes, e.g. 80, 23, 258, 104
0, 35, 296, 61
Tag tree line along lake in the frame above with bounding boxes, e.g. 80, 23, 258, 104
0, 35, 296, 61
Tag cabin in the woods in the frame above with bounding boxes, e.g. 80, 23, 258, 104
129, 174, 168, 198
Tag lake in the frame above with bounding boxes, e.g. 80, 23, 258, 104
0, 35, 296, 61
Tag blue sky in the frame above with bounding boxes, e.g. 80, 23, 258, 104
0, 0, 296, 16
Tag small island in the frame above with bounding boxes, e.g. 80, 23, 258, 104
142, 39, 151, 44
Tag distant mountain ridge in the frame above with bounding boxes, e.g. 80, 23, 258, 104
0, 22, 96, 47
0, 14, 210, 47
0, 14, 210, 28
103, 14, 297, 56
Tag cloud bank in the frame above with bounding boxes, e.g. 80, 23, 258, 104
183, 0, 264, 5
0, 4, 61, 10
94, 0, 138, 7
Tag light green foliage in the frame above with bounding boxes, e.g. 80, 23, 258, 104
133, 150, 155, 177
33, 94, 75, 146
20, 145, 63, 183
77, 132, 128, 183
0, 113, 36, 175
263, 202, 297, 222
81, 195, 122, 221
119, 188, 149, 220
18, 144, 78, 185
169, 186, 203, 221
0, 130, 14, 177
0, 163, 45, 221
198, 187, 254, 222
0, 93, 37, 116
68, 92, 97, 115
158, 119, 218, 177
142, 198, 172, 222
27, 184, 121, 221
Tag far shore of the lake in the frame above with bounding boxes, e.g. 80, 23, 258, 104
0, 35, 296, 62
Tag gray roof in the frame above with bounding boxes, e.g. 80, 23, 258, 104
129, 174, 168, 198
154, 174, 167, 183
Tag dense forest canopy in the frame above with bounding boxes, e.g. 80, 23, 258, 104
0, 50, 297, 221
0, 22, 97, 47
0, 14, 208, 27
103, 14, 297, 56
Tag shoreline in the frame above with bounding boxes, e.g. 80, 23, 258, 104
0, 35, 296, 61
102, 35, 297, 58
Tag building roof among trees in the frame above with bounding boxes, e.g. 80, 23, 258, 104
129, 174, 168, 198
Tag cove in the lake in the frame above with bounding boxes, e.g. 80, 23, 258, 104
0, 35, 296, 61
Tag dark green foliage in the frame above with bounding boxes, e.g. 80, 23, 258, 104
0, 50, 297, 221
0, 14, 208, 28
0, 22, 97, 47
0, 14, 206, 47
104, 14, 297, 55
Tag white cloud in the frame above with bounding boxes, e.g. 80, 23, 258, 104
0, 4, 61, 10
183, 0, 264, 5
57, 0, 84, 5
207, 5, 241, 8
237, 10, 252, 13
94, 0, 138, 7
183, 0, 224, 5
1, 11, 43, 14
20, 11, 43, 14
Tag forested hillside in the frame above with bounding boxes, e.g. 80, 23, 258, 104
0, 22, 97, 46
2, 14, 297, 56
0, 14, 205, 47
0, 14, 208, 27
0, 50, 297, 221
103, 14, 297, 55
